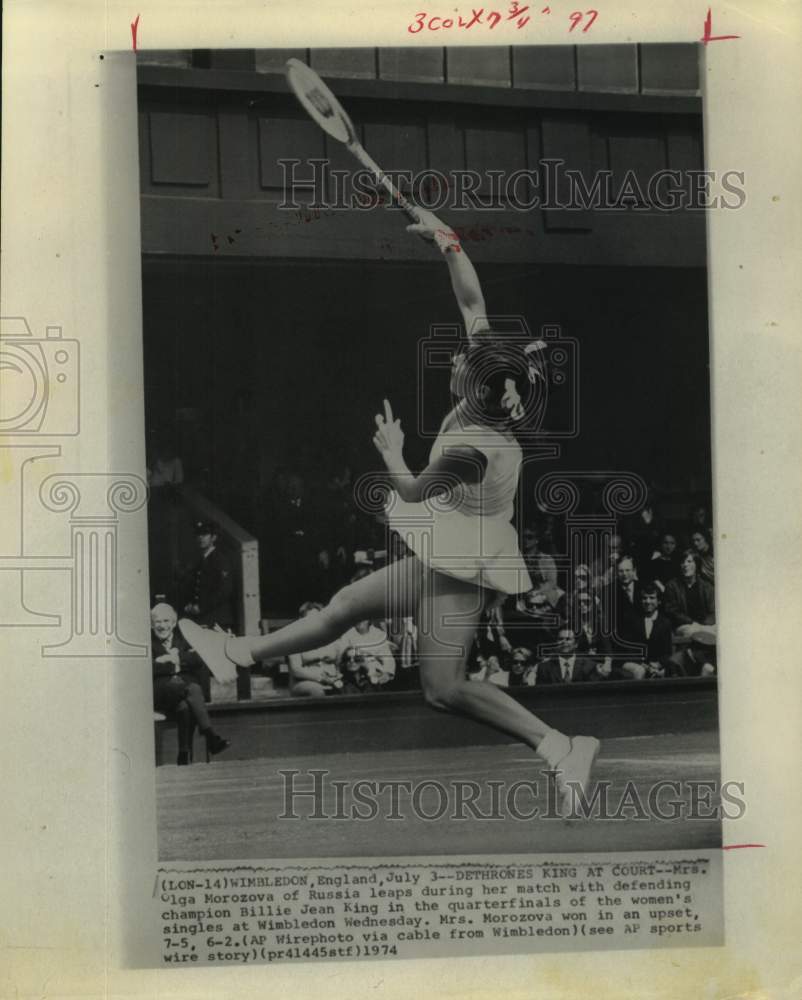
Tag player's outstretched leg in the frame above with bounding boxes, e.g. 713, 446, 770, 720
415, 569, 599, 815
179, 555, 423, 676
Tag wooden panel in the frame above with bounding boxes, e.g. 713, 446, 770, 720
446, 47, 511, 87
426, 118, 465, 199
149, 111, 216, 187
465, 125, 526, 196
310, 48, 376, 79
640, 43, 700, 94
378, 48, 444, 83
540, 118, 593, 230
255, 49, 307, 74
192, 50, 256, 71
666, 127, 702, 172
138, 111, 151, 190
218, 111, 253, 199
136, 50, 191, 68
512, 46, 576, 91
608, 133, 666, 205
363, 121, 428, 186
577, 45, 638, 93
258, 117, 326, 190
140, 195, 706, 266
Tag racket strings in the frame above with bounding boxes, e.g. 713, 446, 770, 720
307, 87, 335, 120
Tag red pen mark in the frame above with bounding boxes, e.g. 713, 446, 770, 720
131, 13, 140, 52
722, 843, 765, 850
701, 8, 740, 44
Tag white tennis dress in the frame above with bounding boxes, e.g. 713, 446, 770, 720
386, 410, 532, 595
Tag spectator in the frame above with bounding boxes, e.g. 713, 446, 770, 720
484, 655, 510, 688
183, 520, 235, 631
521, 525, 561, 605
287, 602, 345, 697
690, 529, 715, 587
340, 619, 396, 689
592, 533, 624, 590
563, 585, 611, 658
535, 628, 609, 684
628, 503, 662, 582
650, 533, 681, 590
668, 628, 716, 677
616, 584, 674, 680
505, 587, 561, 652
388, 616, 419, 690
151, 603, 229, 764
601, 554, 643, 644
507, 646, 533, 687
663, 549, 716, 639
688, 504, 711, 537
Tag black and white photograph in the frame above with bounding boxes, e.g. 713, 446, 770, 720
140, 44, 724, 866
2, 0, 800, 992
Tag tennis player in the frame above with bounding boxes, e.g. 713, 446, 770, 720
181, 209, 599, 814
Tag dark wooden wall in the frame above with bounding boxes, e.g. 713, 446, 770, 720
138, 44, 700, 95
137, 46, 705, 267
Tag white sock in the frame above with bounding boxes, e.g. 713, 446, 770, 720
537, 729, 571, 768
225, 636, 255, 667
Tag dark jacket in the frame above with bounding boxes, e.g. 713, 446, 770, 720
151, 630, 205, 683
187, 547, 235, 628
663, 577, 715, 628
536, 655, 603, 685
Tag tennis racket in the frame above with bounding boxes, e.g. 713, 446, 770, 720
285, 58, 421, 224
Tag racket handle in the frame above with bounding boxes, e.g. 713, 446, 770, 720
350, 143, 421, 224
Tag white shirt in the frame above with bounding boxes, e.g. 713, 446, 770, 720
644, 612, 658, 639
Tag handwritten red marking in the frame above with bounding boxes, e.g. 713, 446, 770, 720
131, 14, 140, 51
722, 844, 765, 850
569, 9, 598, 32
701, 8, 740, 44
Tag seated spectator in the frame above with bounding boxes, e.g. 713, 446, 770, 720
690, 529, 715, 587
287, 602, 345, 697
387, 616, 419, 690
563, 586, 612, 659
521, 526, 562, 606
663, 549, 716, 639
616, 584, 674, 680
535, 628, 610, 684
507, 647, 533, 687
506, 588, 561, 653
627, 503, 662, 582
340, 619, 396, 689
151, 603, 230, 764
340, 648, 374, 695
599, 555, 643, 653
650, 533, 681, 590
668, 628, 716, 677
467, 652, 489, 682
592, 533, 624, 591
688, 503, 711, 538
484, 655, 510, 688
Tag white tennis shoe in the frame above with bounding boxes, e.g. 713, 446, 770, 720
178, 619, 240, 682
554, 736, 601, 817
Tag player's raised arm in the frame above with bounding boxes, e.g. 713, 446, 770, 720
407, 209, 489, 344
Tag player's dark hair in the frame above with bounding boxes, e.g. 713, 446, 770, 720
461, 335, 546, 429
